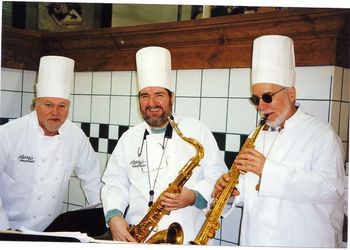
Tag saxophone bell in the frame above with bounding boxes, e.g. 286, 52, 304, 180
145, 222, 184, 244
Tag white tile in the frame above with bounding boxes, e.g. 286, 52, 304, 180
62, 187, 68, 204
68, 177, 86, 206
130, 96, 143, 126
23, 70, 36, 93
74, 72, 92, 94
73, 122, 81, 128
98, 138, 108, 153
225, 134, 241, 152
21, 92, 35, 116
92, 71, 111, 95
200, 98, 227, 132
111, 71, 132, 95
339, 102, 349, 142
220, 207, 242, 244
174, 97, 200, 120
330, 101, 340, 135
298, 100, 330, 124
67, 204, 84, 211
0, 91, 21, 118
67, 97, 74, 121
227, 99, 257, 134
72, 95, 91, 122
90, 123, 99, 138
176, 69, 202, 97
61, 203, 68, 214
108, 124, 119, 140
1, 68, 22, 91
332, 66, 343, 101
91, 95, 110, 124
110, 96, 130, 125
342, 68, 349, 102
131, 71, 139, 96
295, 66, 332, 100
229, 68, 251, 98
202, 69, 229, 97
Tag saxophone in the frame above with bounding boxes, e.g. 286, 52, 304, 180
190, 117, 267, 245
129, 117, 205, 244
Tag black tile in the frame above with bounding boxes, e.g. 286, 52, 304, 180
108, 139, 118, 154
240, 134, 249, 149
118, 125, 129, 138
224, 151, 238, 169
81, 123, 90, 137
0, 118, 9, 125
212, 132, 226, 151
89, 137, 99, 152
99, 124, 109, 139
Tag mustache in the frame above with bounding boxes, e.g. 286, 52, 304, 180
146, 105, 163, 110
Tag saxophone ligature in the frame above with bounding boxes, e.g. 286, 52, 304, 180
189, 117, 267, 245
129, 117, 205, 244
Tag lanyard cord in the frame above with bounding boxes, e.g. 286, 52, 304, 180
145, 136, 169, 207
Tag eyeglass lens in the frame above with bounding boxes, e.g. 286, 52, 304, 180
250, 88, 286, 105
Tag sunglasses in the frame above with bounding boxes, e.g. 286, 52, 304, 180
250, 88, 287, 105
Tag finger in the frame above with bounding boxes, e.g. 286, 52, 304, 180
124, 231, 137, 242
162, 192, 176, 199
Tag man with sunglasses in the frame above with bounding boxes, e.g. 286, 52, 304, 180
213, 35, 345, 247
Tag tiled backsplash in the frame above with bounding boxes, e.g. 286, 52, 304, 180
1, 66, 349, 245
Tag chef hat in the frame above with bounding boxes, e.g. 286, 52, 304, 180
252, 35, 295, 87
36, 55, 75, 100
136, 46, 174, 92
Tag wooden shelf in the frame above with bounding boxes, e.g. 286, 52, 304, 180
2, 7, 349, 71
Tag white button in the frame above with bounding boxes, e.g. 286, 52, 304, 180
33, 215, 36, 219
41, 159, 46, 163
55, 157, 59, 161
37, 196, 41, 200
52, 195, 56, 199
40, 178, 44, 182
55, 177, 59, 181
48, 213, 52, 217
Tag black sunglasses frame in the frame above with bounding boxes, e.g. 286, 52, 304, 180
250, 88, 287, 106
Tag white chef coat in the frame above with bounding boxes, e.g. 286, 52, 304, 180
101, 115, 227, 244
0, 111, 102, 231
233, 106, 345, 247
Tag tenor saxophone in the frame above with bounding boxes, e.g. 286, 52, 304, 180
129, 117, 205, 244
189, 117, 267, 245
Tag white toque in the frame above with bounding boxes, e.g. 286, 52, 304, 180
252, 35, 296, 87
36, 55, 75, 100
136, 46, 174, 92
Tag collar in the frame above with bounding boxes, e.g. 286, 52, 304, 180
145, 115, 174, 139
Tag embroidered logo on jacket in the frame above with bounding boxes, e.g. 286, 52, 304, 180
130, 159, 146, 168
18, 154, 36, 163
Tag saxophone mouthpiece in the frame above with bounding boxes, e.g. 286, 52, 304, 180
260, 114, 268, 125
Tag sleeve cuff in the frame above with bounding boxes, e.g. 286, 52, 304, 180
105, 208, 123, 224
193, 190, 208, 209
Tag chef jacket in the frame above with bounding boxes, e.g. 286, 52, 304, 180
232, 106, 345, 247
0, 111, 102, 231
101, 115, 227, 244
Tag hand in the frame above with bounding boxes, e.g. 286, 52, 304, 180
211, 173, 240, 198
160, 187, 195, 211
235, 148, 265, 177
108, 215, 137, 242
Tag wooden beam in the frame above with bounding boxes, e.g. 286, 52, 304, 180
2, 8, 349, 71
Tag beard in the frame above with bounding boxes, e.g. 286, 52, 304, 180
141, 102, 173, 128
264, 100, 291, 128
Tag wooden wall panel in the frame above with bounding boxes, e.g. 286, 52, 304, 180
2, 8, 349, 71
